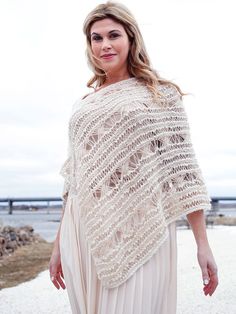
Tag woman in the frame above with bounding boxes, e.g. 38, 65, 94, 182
49, 2, 218, 313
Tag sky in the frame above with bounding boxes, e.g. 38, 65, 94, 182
0, 0, 235, 198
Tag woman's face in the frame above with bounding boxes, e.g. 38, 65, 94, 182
90, 18, 130, 77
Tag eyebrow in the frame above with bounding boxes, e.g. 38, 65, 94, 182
91, 29, 121, 36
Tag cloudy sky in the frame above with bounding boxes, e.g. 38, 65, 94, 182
0, 0, 235, 198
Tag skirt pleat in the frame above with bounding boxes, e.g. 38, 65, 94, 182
60, 196, 177, 314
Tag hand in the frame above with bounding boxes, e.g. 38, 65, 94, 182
197, 244, 218, 296
49, 246, 66, 290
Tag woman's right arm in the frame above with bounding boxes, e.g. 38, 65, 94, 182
53, 212, 64, 250
49, 190, 68, 290
52, 189, 68, 251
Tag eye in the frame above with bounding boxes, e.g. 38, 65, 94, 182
110, 33, 120, 38
91, 35, 102, 41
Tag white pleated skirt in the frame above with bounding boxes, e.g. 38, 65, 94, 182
60, 196, 177, 314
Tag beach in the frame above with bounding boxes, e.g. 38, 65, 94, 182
0, 217, 235, 313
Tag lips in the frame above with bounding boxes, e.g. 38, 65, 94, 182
101, 54, 116, 59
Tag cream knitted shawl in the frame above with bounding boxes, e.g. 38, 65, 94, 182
60, 77, 212, 288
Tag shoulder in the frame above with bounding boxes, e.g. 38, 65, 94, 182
156, 82, 181, 100
159, 83, 183, 109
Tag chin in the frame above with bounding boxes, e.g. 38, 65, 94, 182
102, 66, 118, 73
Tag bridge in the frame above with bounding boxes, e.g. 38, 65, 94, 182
0, 196, 235, 215
0, 197, 62, 214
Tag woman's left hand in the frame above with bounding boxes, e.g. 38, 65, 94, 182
197, 244, 219, 296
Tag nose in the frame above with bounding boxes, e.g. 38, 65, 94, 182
101, 37, 112, 50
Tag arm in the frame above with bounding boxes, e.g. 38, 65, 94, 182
49, 114, 71, 289
53, 195, 67, 251
186, 209, 219, 296
49, 185, 68, 290
165, 86, 219, 296
53, 186, 68, 251
53, 148, 71, 250
186, 209, 209, 247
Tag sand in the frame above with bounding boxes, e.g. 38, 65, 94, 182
0, 225, 235, 314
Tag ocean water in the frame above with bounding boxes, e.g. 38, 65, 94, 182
0, 209, 62, 242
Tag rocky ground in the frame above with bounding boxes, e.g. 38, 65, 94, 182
0, 241, 53, 289
0, 224, 54, 289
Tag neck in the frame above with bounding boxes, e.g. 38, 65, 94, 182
103, 71, 131, 87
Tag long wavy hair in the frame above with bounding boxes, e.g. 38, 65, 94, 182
83, 1, 188, 101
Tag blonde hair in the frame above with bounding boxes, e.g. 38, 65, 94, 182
83, 1, 188, 101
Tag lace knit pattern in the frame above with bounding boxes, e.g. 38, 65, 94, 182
60, 77, 212, 288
